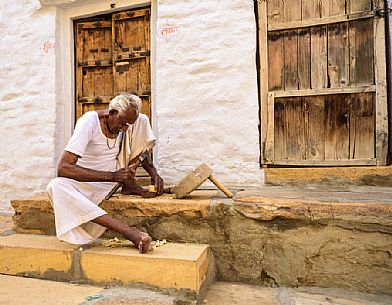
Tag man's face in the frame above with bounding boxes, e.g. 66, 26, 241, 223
112, 108, 139, 134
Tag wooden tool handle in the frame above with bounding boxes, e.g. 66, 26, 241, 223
105, 182, 122, 200
208, 175, 233, 198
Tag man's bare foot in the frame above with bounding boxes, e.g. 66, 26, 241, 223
137, 232, 152, 253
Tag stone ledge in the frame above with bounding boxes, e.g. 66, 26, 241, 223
264, 166, 392, 187
234, 189, 392, 227
0, 233, 212, 294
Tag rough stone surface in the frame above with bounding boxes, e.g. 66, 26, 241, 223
10, 187, 392, 295
204, 282, 392, 305
264, 166, 392, 187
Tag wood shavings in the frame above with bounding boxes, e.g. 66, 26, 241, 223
151, 239, 167, 249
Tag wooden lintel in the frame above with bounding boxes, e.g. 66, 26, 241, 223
78, 21, 112, 29
265, 159, 377, 166
268, 11, 374, 31
273, 85, 376, 98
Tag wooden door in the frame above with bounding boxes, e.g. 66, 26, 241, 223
258, 0, 388, 166
74, 7, 151, 121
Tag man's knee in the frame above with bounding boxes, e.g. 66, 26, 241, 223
47, 177, 67, 193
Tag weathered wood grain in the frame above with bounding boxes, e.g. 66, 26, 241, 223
305, 96, 325, 160
328, 22, 349, 87
268, 31, 285, 91
311, 26, 328, 89
284, 29, 299, 90
298, 28, 311, 89
349, 18, 374, 85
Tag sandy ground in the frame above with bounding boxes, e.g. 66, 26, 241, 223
1, 275, 392, 305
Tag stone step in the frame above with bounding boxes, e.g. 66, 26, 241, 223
0, 233, 214, 297
264, 166, 392, 187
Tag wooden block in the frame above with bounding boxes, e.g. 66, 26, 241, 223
173, 164, 213, 199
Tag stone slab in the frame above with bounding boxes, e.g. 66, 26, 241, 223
0, 233, 211, 294
81, 242, 210, 293
0, 234, 75, 281
264, 166, 392, 187
234, 187, 392, 227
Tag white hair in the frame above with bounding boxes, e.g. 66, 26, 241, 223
109, 93, 141, 116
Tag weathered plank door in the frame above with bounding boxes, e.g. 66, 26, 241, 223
74, 7, 151, 121
258, 0, 388, 166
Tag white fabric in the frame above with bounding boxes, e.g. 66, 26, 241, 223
47, 111, 155, 245
117, 113, 156, 168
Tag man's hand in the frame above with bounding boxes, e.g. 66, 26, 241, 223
151, 174, 164, 195
113, 166, 136, 183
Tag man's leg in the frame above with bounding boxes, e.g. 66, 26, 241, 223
92, 214, 152, 253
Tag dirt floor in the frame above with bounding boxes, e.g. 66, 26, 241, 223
1, 275, 392, 305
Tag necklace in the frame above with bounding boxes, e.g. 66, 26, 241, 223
105, 116, 117, 149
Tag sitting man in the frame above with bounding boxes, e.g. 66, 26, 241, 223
47, 93, 163, 252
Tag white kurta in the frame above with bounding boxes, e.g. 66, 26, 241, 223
47, 111, 155, 245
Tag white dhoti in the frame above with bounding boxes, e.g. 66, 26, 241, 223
47, 112, 156, 245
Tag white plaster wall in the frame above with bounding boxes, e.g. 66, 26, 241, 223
155, 0, 262, 186
0, 0, 262, 212
0, 0, 57, 213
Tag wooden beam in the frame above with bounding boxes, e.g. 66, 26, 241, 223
264, 92, 275, 162
265, 159, 377, 166
374, 12, 388, 165
258, 0, 269, 164
268, 11, 374, 31
273, 85, 376, 98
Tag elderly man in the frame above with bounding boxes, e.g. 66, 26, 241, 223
47, 94, 163, 252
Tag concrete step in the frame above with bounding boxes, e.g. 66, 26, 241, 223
0, 233, 214, 297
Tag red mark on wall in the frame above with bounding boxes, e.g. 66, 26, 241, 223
159, 27, 179, 37
41, 41, 55, 54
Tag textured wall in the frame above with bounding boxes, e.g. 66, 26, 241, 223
0, 0, 262, 212
154, 0, 262, 186
0, 1, 57, 213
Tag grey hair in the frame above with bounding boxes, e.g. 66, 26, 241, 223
109, 93, 141, 116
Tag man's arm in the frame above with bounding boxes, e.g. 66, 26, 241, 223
57, 151, 134, 183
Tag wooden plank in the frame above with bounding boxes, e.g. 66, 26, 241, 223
325, 95, 337, 159
258, 0, 269, 163
374, 14, 388, 165
113, 8, 149, 20
264, 159, 377, 166
350, 93, 375, 159
323, 0, 346, 17
268, 31, 285, 91
328, 22, 349, 87
305, 96, 325, 160
349, 18, 374, 86
302, 0, 321, 19
264, 93, 275, 162
268, 12, 374, 31
284, 29, 298, 90
273, 85, 376, 97
285, 98, 305, 159
75, 23, 84, 120
348, 0, 372, 14
78, 21, 112, 29
311, 25, 328, 89
274, 98, 287, 160
267, 0, 284, 24
298, 28, 311, 89
284, 0, 302, 22
334, 95, 350, 159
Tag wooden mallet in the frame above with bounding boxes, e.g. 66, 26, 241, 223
172, 163, 233, 199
